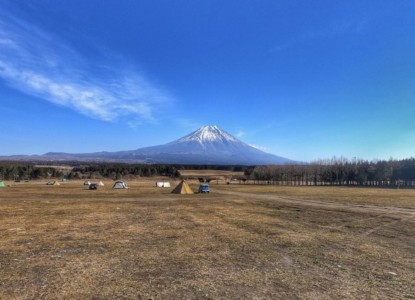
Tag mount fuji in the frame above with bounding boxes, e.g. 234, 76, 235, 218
3, 125, 296, 165
121, 125, 294, 165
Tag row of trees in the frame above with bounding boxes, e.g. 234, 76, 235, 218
68, 164, 181, 179
0, 163, 64, 180
0, 162, 182, 180
0, 161, 248, 181
67, 164, 247, 179
247, 158, 415, 187
2, 158, 415, 187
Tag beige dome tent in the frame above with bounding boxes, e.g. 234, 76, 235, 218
113, 181, 128, 189
171, 180, 194, 194
98, 181, 105, 186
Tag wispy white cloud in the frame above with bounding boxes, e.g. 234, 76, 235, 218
235, 130, 245, 138
0, 13, 171, 123
249, 144, 270, 152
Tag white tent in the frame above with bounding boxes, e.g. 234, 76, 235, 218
113, 181, 128, 189
98, 181, 105, 186
84, 180, 91, 186
155, 181, 171, 188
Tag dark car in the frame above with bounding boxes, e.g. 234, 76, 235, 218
89, 183, 98, 190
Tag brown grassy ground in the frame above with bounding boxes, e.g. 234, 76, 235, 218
0, 180, 414, 299
219, 184, 415, 208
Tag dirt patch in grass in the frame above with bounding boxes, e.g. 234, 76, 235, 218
0, 181, 414, 299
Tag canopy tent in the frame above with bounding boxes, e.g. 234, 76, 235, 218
155, 181, 171, 188
113, 181, 128, 189
171, 180, 194, 194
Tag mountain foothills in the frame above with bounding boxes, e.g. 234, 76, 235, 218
1, 126, 295, 165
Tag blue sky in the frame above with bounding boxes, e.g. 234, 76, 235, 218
1, 1, 415, 162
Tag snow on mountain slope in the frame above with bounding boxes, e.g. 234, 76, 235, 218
175, 125, 238, 144
126, 125, 295, 164
2, 125, 296, 165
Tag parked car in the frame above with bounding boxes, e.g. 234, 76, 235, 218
199, 184, 210, 193
89, 183, 97, 190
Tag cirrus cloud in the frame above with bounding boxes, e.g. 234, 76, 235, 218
0, 12, 171, 123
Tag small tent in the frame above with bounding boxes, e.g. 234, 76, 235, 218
171, 180, 194, 194
113, 181, 128, 189
46, 181, 60, 186
155, 181, 171, 188
84, 180, 91, 186
98, 181, 105, 186
0, 181, 5, 187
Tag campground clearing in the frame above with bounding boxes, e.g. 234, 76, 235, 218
0, 180, 414, 299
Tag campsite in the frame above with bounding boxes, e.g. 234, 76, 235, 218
1, 1, 415, 298
0, 177, 414, 299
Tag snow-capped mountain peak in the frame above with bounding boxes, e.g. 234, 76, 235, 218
175, 125, 239, 144
11, 125, 296, 165
155, 125, 295, 163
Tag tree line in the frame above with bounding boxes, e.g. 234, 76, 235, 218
0, 161, 249, 181
0, 162, 62, 180
3, 158, 415, 187
247, 158, 415, 187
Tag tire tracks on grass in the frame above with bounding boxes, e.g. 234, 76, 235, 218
214, 189, 415, 236
214, 189, 415, 217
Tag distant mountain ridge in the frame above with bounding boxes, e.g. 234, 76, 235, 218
102, 125, 295, 164
0, 125, 296, 165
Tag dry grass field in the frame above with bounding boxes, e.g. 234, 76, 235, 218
1, 179, 414, 299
